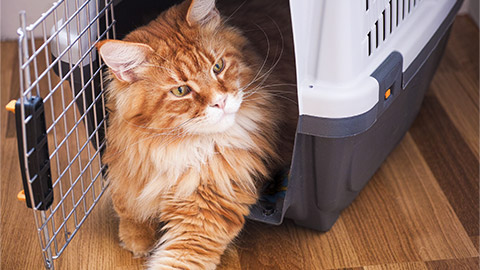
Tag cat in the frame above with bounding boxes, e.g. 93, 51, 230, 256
97, 0, 297, 269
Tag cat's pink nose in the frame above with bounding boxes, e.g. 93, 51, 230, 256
210, 95, 227, 110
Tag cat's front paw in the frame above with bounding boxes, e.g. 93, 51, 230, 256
119, 240, 152, 258
117, 217, 157, 258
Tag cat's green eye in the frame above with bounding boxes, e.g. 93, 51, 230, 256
171, 85, 191, 97
213, 58, 225, 74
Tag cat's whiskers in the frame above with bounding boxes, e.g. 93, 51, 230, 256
242, 66, 280, 99
245, 87, 298, 100
242, 54, 288, 99
252, 17, 285, 82
181, 115, 217, 134
238, 23, 272, 93
251, 88, 297, 95
119, 115, 196, 134
242, 68, 276, 99
244, 90, 298, 105
110, 128, 195, 161
252, 83, 297, 88
222, 0, 248, 24
107, 118, 198, 158
241, 17, 286, 98
107, 132, 178, 158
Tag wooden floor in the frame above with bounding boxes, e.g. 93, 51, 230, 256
1, 16, 478, 270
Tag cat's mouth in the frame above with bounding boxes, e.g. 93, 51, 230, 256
221, 111, 236, 118
202, 111, 237, 134
216, 111, 236, 125
187, 111, 237, 135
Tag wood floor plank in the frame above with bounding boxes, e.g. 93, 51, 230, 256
410, 96, 479, 238
289, 218, 362, 269
429, 16, 479, 156
437, 17, 479, 86
236, 220, 327, 270
363, 262, 429, 270
424, 257, 479, 270
428, 70, 479, 157
218, 245, 242, 270
343, 134, 477, 264
1, 41, 46, 270
236, 221, 309, 270
0, 137, 44, 270
340, 169, 421, 266
236, 217, 362, 270
328, 268, 364, 270
472, 236, 479, 254
114, 266, 144, 270
54, 199, 119, 270
1, 41, 18, 138
390, 134, 477, 260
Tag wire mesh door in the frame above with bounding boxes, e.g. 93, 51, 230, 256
14, 0, 115, 268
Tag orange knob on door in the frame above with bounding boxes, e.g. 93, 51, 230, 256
17, 190, 26, 202
5, 100, 16, 113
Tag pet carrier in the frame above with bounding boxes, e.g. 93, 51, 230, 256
249, 0, 464, 231
7, 0, 462, 268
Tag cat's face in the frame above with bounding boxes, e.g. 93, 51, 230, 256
98, 0, 258, 135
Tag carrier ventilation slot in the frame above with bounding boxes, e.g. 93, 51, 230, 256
367, 0, 422, 56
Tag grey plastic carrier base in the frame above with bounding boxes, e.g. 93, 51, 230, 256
249, 0, 462, 231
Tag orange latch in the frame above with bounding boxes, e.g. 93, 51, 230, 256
5, 100, 16, 113
384, 89, 391, 100
17, 190, 26, 202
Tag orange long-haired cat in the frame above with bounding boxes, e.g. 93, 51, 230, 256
97, 0, 296, 268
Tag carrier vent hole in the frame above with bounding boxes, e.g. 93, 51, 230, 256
382, 11, 386, 41
396, 0, 400, 26
367, 32, 372, 56
390, 0, 393, 33
366, 0, 421, 57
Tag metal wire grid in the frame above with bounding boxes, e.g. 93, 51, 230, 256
17, 0, 115, 268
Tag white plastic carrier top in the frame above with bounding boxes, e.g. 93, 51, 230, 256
289, 0, 456, 118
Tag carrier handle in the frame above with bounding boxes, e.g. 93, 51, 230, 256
7, 97, 54, 210
6, 100, 29, 203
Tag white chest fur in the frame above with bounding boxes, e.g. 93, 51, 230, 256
134, 113, 258, 220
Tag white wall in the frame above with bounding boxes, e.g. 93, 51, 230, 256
1, 0, 55, 40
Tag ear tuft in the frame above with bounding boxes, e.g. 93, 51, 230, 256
96, 40, 153, 83
187, 0, 220, 26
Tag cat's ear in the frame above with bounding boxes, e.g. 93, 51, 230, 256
186, 0, 220, 27
96, 40, 154, 83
